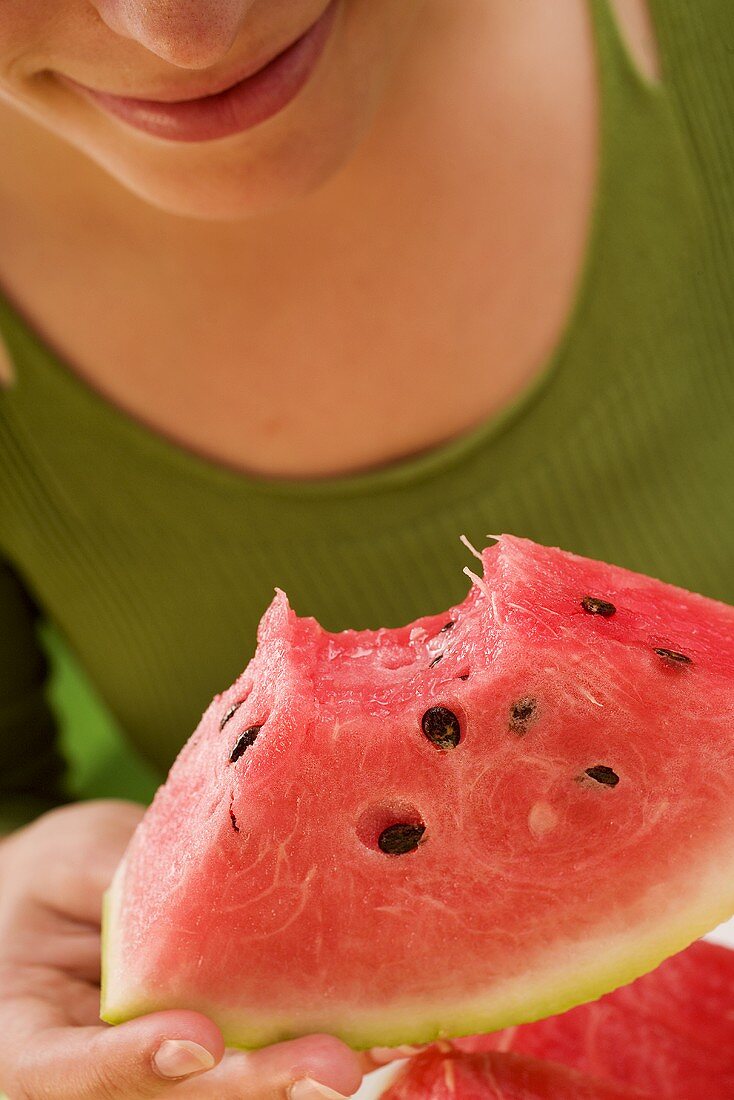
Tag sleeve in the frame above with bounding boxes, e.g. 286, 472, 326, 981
0, 557, 69, 835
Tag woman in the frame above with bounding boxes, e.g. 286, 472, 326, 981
0, 1, 731, 1097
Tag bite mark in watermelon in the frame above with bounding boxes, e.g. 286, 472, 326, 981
100, 535, 734, 1049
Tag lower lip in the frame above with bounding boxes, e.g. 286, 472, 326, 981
61, 3, 338, 143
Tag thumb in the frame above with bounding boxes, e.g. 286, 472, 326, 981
17, 1011, 224, 1099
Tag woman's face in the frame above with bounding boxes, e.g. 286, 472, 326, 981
0, 1, 423, 219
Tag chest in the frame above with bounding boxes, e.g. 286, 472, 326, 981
0, 180, 593, 483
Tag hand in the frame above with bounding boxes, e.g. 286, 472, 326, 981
0, 800, 369, 1100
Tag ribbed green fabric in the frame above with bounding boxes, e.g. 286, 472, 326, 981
0, 1, 732, 831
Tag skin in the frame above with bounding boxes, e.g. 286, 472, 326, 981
0, 0, 602, 481
0, 0, 423, 219
0, 1, 658, 1096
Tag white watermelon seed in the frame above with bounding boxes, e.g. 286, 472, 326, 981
528, 801, 559, 838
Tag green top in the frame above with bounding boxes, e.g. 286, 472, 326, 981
0, 1, 732, 831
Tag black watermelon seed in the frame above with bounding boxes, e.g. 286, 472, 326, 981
422, 706, 461, 750
219, 701, 242, 730
439, 620, 455, 633
229, 725, 263, 762
585, 765, 620, 787
458, 673, 470, 681
509, 697, 538, 734
429, 654, 444, 668
654, 647, 692, 667
229, 807, 240, 833
581, 596, 617, 617
378, 823, 425, 855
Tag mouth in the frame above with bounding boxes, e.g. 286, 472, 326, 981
57, 2, 339, 143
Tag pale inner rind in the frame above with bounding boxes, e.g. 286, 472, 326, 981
101, 845, 734, 1049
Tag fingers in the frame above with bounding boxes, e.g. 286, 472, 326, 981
28, 801, 145, 923
6, 1004, 365, 1100
1, 800, 146, 929
206, 1033, 364, 1099
9, 1010, 224, 1100
4, 893, 102, 979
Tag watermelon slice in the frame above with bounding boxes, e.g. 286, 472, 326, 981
454, 940, 734, 1098
379, 1047, 643, 1099
100, 535, 734, 1049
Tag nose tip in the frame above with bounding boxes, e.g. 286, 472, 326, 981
94, 0, 257, 69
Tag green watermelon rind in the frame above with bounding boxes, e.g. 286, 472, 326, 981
100, 890, 111, 1013
100, 859, 734, 1050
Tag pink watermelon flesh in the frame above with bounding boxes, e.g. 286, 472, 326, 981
380, 1048, 644, 1099
455, 940, 734, 1098
100, 535, 734, 1049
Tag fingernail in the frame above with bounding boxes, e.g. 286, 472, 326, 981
153, 1039, 216, 1079
369, 1045, 422, 1064
288, 1077, 350, 1100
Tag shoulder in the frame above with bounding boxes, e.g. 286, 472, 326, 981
608, 0, 660, 82
0, 338, 13, 390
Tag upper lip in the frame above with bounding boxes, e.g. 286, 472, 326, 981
60, 6, 327, 105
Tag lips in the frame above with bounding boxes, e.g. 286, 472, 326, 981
59, 2, 338, 143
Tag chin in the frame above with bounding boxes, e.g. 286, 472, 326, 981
23, 0, 393, 223
77, 95, 372, 221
